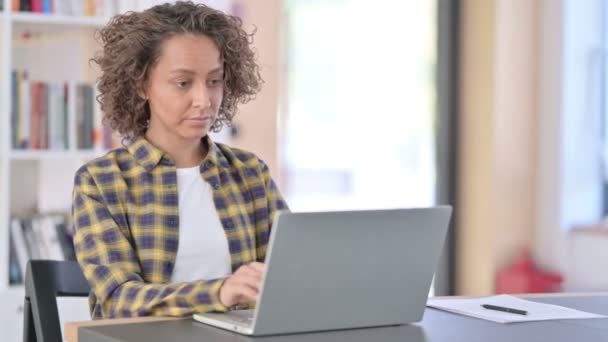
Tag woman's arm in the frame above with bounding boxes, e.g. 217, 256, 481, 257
254, 160, 289, 262
72, 168, 229, 318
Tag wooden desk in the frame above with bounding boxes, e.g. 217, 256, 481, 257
65, 316, 183, 342
65, 292, 608, 342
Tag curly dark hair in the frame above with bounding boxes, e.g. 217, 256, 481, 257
91, 1, 262, 140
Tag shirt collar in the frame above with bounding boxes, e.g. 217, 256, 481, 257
127, 135, 227, 172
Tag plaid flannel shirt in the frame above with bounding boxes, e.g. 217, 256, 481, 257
72, 136, 288, 319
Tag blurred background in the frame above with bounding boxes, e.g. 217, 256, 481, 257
0, 0, 607, 340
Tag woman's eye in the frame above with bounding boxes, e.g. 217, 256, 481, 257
208, 79, 224, 87
176, 80, 190, 88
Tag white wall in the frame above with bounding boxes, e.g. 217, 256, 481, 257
457, 0, 539, 295
229, 0, 283, 181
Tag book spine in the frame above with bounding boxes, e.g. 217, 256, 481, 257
31, 82, 40, 149
40, 215, 66, 260
76, 84, 84, 149
9, 235, 23, 284
10, 219, 29, 280
22, 219, 41, 259
64, 82, 70, 149
19, 72, 31, 149
19, 0, 30, 12
47, 83, 58, 149
31, 0, 43, 13
39, 82, 49, 149
93, 83, 103, 150
42, 0, 51, 13
31, 217, 51, 259
11, 71, 19, 149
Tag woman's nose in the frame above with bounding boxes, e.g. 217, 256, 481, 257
191, 82, 211, 108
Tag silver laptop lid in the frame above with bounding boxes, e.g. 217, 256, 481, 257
252, 206, 452, 335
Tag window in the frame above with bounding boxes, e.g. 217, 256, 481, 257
283, 0, 438, 212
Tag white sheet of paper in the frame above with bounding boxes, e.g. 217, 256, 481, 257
427, 294, 607, 323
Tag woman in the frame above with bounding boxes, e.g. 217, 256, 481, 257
72, 1, 288, 319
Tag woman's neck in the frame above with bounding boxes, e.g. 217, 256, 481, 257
144, 130, 208, 168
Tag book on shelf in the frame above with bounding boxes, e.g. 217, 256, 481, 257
11, 70, 120, 151
16, 0, 31, 12
13, 0, 122, 17
10, 0, 210, 17
76, 83, 95, 149
9, 213, 76, 284
8, 233, 23, 285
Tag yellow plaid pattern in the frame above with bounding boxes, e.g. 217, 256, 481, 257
72, 136, 288, 318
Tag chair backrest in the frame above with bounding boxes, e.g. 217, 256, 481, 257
23, 260, 90, 342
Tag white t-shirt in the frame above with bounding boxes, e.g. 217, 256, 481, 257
170, 166, 232, 283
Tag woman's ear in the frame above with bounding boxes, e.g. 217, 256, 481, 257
137, 88, 148, 100
137, 80, 148, 100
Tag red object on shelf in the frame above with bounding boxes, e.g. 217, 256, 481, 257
495, 249, 563, 294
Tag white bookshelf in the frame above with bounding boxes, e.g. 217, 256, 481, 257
11, 12, 109, 27
0, 1, 120, 339
0, 0, 13, 297
1, 8, 108, 283
10, 149, 105, 160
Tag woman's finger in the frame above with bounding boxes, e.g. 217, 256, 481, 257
247, 262, 266, 273
233, 273, 262, 291
235, 283, 259, 303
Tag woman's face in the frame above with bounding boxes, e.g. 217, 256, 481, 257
144, 34, 224, 143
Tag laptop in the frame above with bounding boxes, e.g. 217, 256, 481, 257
193, 206, 452, 336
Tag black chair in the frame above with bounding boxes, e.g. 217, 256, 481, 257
23, 260, 90, 342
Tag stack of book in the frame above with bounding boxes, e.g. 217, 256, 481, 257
11, 70, 69, 150
11, 70, 118, 150
12, 0, 120, 17
9, 213, 75, 284
10, 0, 168, 16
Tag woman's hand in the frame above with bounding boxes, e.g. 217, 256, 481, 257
219, 262, 266, 308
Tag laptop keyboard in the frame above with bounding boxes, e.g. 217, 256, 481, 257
224, 310, 255, 326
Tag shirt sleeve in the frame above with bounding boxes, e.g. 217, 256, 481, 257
255, 160, 289, 262
72, 167, 229, 318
